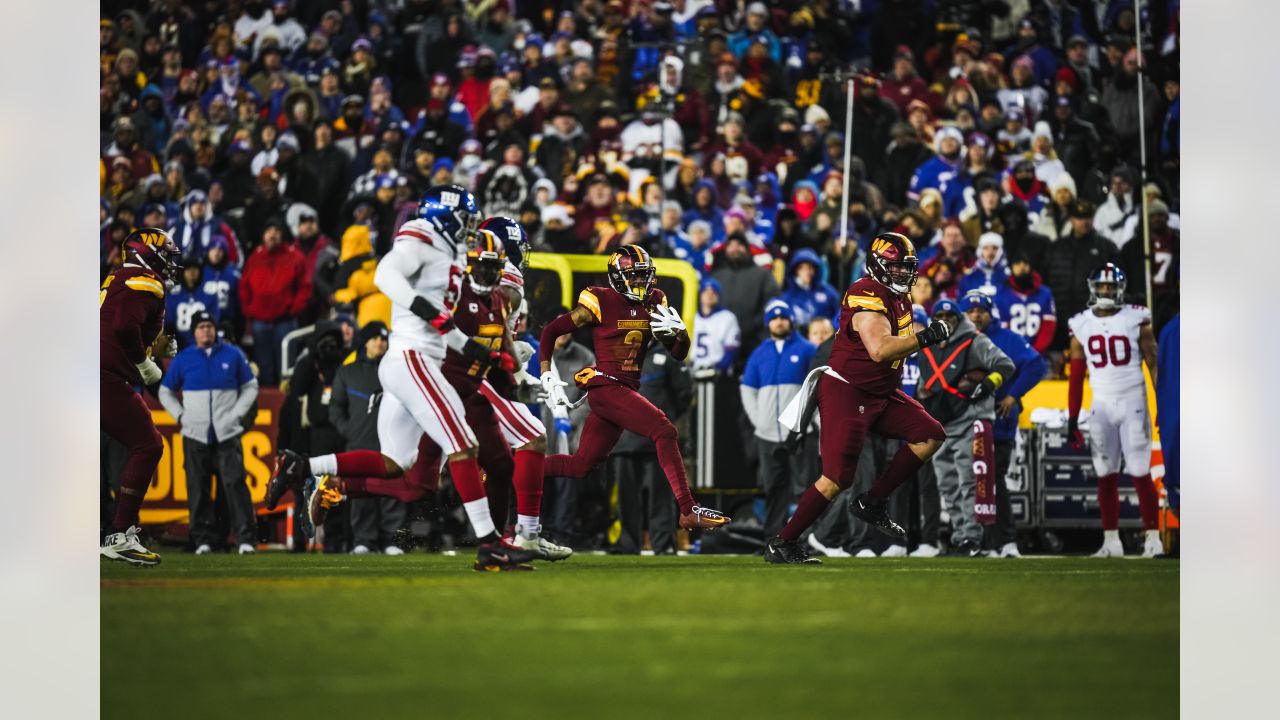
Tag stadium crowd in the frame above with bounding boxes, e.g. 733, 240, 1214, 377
100, 0, 1180, 555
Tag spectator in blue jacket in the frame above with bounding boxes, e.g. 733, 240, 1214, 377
728, 3, 782, 63
157, 311, 259, 555
681, 180, 726, 243
908, 126, 966, 203
200, 236, 240, 321
1156, 313, 1179, 557
957, 232, 1009, 297
779, 248, 840, 329
962, 291, 1047, 558
167, 258, 221, 348
740, 299, 817, 538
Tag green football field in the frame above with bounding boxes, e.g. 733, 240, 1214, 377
101, 553, 1178, 719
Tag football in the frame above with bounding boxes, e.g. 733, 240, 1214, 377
954, 369, 989, 395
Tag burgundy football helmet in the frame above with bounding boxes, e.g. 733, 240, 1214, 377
866, 231, 919, 294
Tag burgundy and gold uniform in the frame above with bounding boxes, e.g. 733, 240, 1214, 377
100, 231, 177, 542
442, 281, 510, 396
572, 285, 688, 390
828, 276, 914, 398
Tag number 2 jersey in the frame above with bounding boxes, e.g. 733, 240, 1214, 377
827, 276, 914, 398
1067, 304, 1151, 396
574, 285, 676, 391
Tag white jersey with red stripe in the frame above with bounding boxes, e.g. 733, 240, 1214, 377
1067, 304, 1151, 397
499, 260, 525, 332
374, 218, 466, 360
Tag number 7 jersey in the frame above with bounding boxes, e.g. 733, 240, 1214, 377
1067, 305, 1151, 396
574, 285, 670, 390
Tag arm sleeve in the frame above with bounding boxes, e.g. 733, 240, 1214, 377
1068, 356, 1085, 421
538, 312, 581, 367
1005, 352, 1047, 400
157, 384, 184, 422
372, 241, 426, 310
1032, 316, 1056, 354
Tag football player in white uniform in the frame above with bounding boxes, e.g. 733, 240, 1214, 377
268, 185, 541, 571
1066, 263, 1162, 558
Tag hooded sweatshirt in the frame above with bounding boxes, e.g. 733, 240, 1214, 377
778, 249, 840, 327
171, 189, 243, 267
916, 313, 1015, 434
331, 225, 391, 328
680, 179, 726, 242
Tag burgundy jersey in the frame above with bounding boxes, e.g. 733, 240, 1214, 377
100, 265, 167, 384
828, 276, 914, 398
442, 280, 509, 395
574, 285, 670, 390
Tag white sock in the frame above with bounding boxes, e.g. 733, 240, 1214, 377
462, 498, 496, 539
517, 515, 540, 540
310, 454, 337, 475
1145, 529, 1161, 542
1103, 529, 1121, 545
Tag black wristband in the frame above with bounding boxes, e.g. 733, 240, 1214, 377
461, 339, 493, 364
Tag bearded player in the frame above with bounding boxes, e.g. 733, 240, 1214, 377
537, 246, 730, 529
1066, 263, 1162, 558
269, 185, 541, 571
101, 228, 182, 566
765, 232, 953, 564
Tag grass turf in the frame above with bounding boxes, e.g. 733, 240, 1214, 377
102, 553, 1177, 719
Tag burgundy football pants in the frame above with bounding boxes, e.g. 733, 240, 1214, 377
101, 375, 164, 531
544, 383, 694, 514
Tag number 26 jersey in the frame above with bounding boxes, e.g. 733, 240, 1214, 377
574, 285, 669, 391
1067, 304, 1151, 396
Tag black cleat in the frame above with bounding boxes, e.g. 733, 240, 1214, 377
949, 541, 985, 558
764, 536, 823, 565
266, 449, 308, 510
474, 540, 539, 572
850, 492, 907, 540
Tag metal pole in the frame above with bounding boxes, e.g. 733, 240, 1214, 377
838, 77, 854, 252
1134, 0, 1154, 309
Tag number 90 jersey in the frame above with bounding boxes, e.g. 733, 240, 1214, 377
574, 285, 669, 391
1067, 305, 1151, 396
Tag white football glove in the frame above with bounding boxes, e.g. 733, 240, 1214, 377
511, 339, 536, 367
136, 359, 163, 385
540, 370, 570, 409
160, 336, 178, 359
649, 305, 686, 338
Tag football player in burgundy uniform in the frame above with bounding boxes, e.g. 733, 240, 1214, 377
766, 233, 954, 564
537, 246, 731, 530
1066, 263, 1162, 558
100, 228, 181, 566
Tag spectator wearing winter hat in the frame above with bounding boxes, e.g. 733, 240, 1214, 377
883, 121, 933, 207
167, 258, 222, 349
994, 254, 1058, 355
304, 123, 351, 236
1093, 165, 1141, 250
957, 232, 1009, 297
997, 54, 1049, 122
740, 298, 817, 539
1033, 173, 1079, 242
996, 107, 1033, 156
691, 276, 742, 379
330, 224, 391, 332
286, 203, 337, 323
411, 96, 469, 162
105, 117, 161, 183
200, 236, 241, 324
908, 125, 966, 203
1023, 121, 1067, 186
1101, 47, 1160, 168
879, 45, 940, 116
728, 3, 782, 62
1002, 159, 1049, 222
681, 180, 726, 243
941, 132, 995, 218
239, 217, 311, 385
1002, 17, 1058, 86
711, 233, 781, 355
171, 189, 243, 267
779, 249, 841, 329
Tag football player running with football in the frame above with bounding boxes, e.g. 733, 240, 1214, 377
1066, 263, 1162, 558
537, 246, 731, 530
100, 228, 182, 566
268, 185, 542, 571
765, 232, 953, 564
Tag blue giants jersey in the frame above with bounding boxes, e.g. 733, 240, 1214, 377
994, 284, 1056, 346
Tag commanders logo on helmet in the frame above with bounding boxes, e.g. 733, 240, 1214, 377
1087, 262, 1127, 309
478, 216, 530, 272
122, 227, 182, 283
607, 245, 656, 303
466, 228, 507, 293
867, 232, 919, 295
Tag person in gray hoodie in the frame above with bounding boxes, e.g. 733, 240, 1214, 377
158, 311, 259, 554
915, 299, 1014, 556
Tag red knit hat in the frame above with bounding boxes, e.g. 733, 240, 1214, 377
1055, 66, 1078, 90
